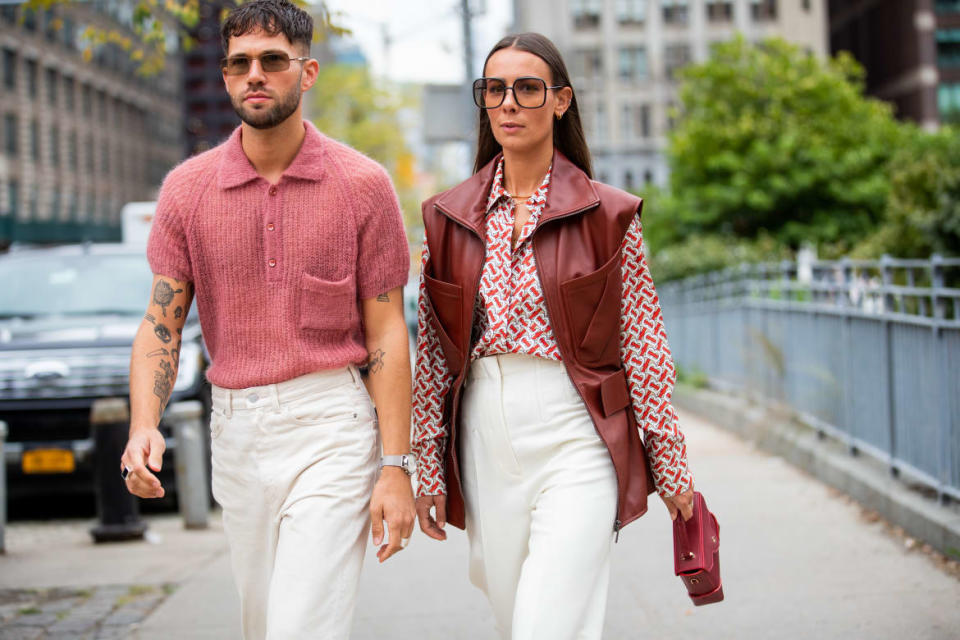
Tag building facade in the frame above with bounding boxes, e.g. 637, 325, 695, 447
0, 1, 182, 245
829, 0, 960, 129
512, 0, 828, 189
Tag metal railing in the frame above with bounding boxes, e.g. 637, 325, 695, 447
658, 255, 960, 501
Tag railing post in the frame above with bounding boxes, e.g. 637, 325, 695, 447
167, 400, 210, 530
0, 420, 7, 554
931, 254, 951, 503
879, 255, 899, 476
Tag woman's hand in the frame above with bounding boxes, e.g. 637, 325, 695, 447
415, 494, 448, 541
660, 488, 695, 522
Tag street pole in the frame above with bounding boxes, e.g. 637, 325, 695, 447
461, 0, 476, 163
0, 420, 7, 554
167, 400, 210, 529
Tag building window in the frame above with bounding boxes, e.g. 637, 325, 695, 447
663, 0, 689, 25
596, 102, 608, 142
571, 0, 602, 29
1, 4, 17, 23
7, 180, 19, 216
30, 120, 39, 163
98, 90, 107, 123
68, 131, 77, 169
51, 188, 61, 218
102, 146, 110, 176
616, 0, 646, 25
750, 0, 777, 22
618, 47, 648, 82
50, 125, 59, 167
82, 84, 92, 117
706, 0, 734, 22
45, 68, 57, 106
802, 0, 812, 10
938, 83, 960, 124
64, 77, 74, 110
86, 139, 94, 172
665, 44, 692, 79
26, 59, 37, 98
573, 48, 604, 83
644, 170, 653, 184
624, 171, 634, 190
936, 29, 960, 68
3, 113, 16, 156
2, 49, 15, 90
640, 104, 651, 137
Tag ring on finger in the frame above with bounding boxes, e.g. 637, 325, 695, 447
120, 466, 131, 480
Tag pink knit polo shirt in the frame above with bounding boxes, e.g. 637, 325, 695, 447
146, 121, 410, 389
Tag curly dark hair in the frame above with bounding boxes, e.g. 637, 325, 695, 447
220, 0, 313, 55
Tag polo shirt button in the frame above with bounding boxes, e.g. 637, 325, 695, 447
268, 258, 277, 267
269, 186, 278, 196
266, 223, 275, 231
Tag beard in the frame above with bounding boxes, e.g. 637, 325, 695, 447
230, 78, 302, 130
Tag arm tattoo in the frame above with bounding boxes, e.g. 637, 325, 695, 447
174, 306, 183, 319
171, 337, 181, 368
146, 348, 169, 358
367, 348, 386, 374
376, 292, 390, 303
152, 280, 183, 317
154, 323, 172, 344
153, 359, 176, 419
144, 313, 156, 325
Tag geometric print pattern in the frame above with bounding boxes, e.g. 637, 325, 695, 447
411, 160, 692, 498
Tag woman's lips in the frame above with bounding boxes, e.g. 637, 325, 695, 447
500, 122, 523, 133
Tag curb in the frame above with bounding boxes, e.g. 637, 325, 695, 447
673, 385, 960, 560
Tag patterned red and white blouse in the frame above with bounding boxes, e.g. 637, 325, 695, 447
412, 159, 693, 499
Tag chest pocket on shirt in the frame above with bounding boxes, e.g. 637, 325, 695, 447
299, 272, 358, 332
559, 249, 622, 366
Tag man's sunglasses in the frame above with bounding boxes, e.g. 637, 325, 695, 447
220, 52, 310, 76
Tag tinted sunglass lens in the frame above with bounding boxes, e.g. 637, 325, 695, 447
261, 54, 289, 72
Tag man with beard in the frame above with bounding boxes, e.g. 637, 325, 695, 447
120, 1, 416, 637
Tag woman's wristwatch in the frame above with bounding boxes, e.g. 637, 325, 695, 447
380, 454, 417, 476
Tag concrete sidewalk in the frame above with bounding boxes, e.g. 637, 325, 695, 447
3, 409, 959, 639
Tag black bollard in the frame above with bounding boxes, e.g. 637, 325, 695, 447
89, 398, 147, 543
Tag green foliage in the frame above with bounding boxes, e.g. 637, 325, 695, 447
310, 64, 420, 230
853, 126, 960, 258
666, 36, 902, 254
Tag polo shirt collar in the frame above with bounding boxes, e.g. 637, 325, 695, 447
217, 120, 325, 190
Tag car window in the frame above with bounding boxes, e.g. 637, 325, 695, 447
0, 253, 153, 318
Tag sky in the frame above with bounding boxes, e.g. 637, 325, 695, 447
319, 0, 513, 83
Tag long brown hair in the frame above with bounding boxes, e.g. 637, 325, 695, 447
473, 33, 593, 178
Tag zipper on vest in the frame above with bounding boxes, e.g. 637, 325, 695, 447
614, 519, 622, 543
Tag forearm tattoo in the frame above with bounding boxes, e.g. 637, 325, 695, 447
367, 348, 386, 374
153, 359, 176, 420
377, 292, 390, 302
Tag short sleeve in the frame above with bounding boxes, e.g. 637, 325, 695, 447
355, 167, 410, 300
146, 177, 193, 283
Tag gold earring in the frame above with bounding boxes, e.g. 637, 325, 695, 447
556, 112, 563, 120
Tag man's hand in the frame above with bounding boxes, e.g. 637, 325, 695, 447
121, 427, 166, 499
415, 494, 447, 541
370, 467, 416, 563
660, 488, 695, 522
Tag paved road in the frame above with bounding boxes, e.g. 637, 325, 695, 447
3, 409, 959, 639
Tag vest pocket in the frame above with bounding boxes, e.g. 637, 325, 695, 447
559, 250, 622, 365
423, 273, 464, 371
298, 273, 358, 331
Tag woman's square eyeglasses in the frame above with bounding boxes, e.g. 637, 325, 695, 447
473, 77, 565, 109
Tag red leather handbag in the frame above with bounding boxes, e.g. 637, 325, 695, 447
673, 491, 724, 606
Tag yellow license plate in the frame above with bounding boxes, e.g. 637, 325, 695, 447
22, 449, 76, 474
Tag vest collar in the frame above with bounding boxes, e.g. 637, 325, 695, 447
434, 149, 600, 236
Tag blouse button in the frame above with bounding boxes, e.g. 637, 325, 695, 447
266, 223, 275, 231
268, 258, 277, 268
268, 186, 278, 196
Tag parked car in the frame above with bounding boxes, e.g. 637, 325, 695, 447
0, 243, 209, 501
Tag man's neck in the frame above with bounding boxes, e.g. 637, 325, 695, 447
240, 111, 306, 185
502, 140, 554, 197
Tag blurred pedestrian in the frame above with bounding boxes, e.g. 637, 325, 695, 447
120, 1, 415, 638
412, 32, 696, 639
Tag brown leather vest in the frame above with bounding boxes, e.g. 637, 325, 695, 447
420, 150, 655, 534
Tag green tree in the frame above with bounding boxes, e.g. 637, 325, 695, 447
854, 126, 960, 258
664, 36, 903, 254
310, 63, 421, 230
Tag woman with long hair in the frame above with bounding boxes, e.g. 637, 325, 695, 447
412, 32, 696, 638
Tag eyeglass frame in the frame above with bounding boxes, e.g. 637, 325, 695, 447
220, 51, 311, 76
472, 76, 567, 109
